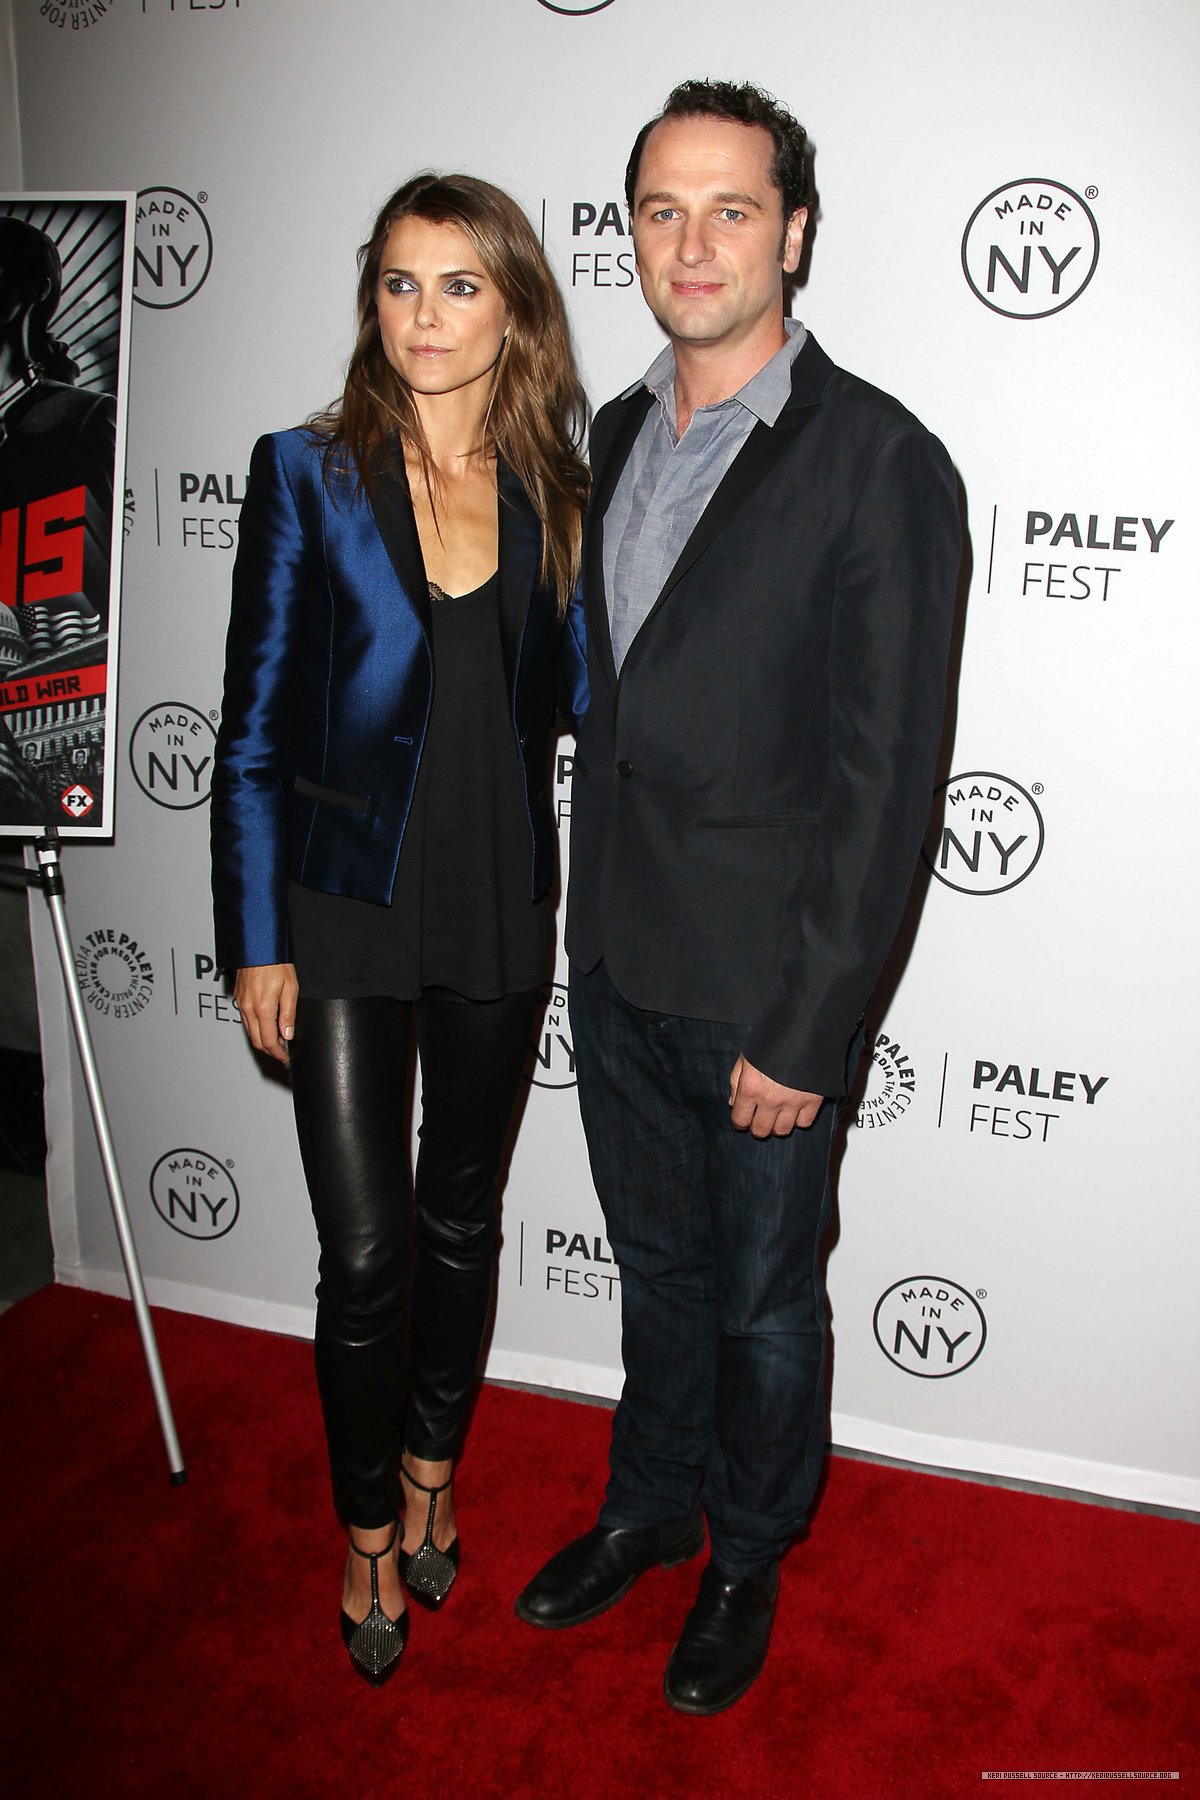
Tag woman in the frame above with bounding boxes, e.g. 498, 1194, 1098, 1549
211, 174, 588, 1686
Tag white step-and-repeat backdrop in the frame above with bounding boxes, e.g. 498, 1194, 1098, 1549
9, 0, 1198, 1510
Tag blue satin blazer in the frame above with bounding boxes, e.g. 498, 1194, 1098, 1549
210, 428, 587, 970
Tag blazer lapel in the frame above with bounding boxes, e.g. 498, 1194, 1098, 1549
368, 434, 431, 636
650, 405, 818, 612
631, 333, 835, 643
497, 455, 541, 694
585, 388, 654, 693
369, 441, 538, 693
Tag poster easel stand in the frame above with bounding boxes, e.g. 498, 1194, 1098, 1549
8, 825, 187, 1485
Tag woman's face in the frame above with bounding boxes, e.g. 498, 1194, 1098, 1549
376, 215, 509, 403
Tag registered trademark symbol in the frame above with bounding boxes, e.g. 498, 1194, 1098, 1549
976, 1288, 987, 1299
209, 709, 219, 721
225, 1158, 235, 1168
1032, 783, 1044, 795
198, 191, 208, 205
1085, 185, 1098, 199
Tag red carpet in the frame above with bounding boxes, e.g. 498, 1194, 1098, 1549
0, 1287, 1195, 1798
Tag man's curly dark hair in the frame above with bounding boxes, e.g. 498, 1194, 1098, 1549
624, 79, 812, 227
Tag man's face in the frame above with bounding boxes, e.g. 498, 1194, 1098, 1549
631, 114, 806, 358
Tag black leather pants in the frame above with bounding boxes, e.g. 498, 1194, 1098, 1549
289, 988, 539, 1529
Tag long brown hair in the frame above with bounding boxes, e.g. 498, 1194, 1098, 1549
311, 173, 589, 612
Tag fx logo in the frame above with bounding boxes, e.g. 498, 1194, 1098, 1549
61, 782, 95, 818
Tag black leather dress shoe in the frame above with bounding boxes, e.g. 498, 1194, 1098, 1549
514, 1508, 706, 1629
663, 1559, 780, 1715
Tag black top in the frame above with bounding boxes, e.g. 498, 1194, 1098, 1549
288, 572, 550, 1000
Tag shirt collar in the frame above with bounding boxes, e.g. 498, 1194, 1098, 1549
622, 317, 807, 433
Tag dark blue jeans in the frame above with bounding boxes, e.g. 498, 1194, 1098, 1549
571, 961, 839, 1578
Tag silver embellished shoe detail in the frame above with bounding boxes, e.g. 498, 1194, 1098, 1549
398, 1465, 460, 1609
339, 1521, 409, 1686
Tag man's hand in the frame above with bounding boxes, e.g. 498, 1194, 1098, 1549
729, 1055, 824, 1138
234, 962, 299, 1064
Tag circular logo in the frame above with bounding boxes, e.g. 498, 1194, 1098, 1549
128, 702, 217, 809
74, 927, 155, 1019
537, 1, 616, 12
854, 1031, 916, 1130
38, 0, 111, 30
923, 772, 1044, 896
134, 188, 213, 310
150, 1148, 239, 1241
873, 1278, 987, 1379
527, 983, 576, 1089
962, 179, 1098, 320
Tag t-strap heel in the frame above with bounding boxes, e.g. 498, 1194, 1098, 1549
398, 1466, 460, 1609
340, 1521, 409, 1685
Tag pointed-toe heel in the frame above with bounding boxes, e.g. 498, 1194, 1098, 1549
398, 1465, 459, 1610
340, 1521, 409, 1686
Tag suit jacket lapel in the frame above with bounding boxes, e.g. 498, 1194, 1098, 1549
369, 440, 538, 692
619, 333, 834, 652
648, 402, 819, 619
586, 388, 654, 693
497, 455, 540, 693
369, 434, 431, 636
645, 338, 834, 632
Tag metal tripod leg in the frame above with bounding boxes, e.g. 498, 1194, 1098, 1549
34, 834, 187, 1484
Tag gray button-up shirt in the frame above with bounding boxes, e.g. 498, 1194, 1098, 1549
603, 318, 807, 673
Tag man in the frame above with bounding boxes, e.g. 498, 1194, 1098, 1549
516, 80, 960, 1714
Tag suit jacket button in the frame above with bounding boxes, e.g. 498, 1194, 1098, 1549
617, 759, 634, 778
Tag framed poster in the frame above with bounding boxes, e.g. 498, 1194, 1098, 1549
0, 194, 135, 837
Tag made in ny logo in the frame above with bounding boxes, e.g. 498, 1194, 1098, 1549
923, 772, 1044, 896
150, 1147, 239, 1241
134, 188, 213, 309
128, 702, 216, 809
961, 179, 1099, 319
873, 1277, 987, 1379
527, 984, 576, 1089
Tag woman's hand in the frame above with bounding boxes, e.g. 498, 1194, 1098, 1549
234, 963, 299, 1063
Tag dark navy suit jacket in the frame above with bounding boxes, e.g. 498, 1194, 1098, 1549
211, 428, 587, 971
567, 334, 961, 1096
